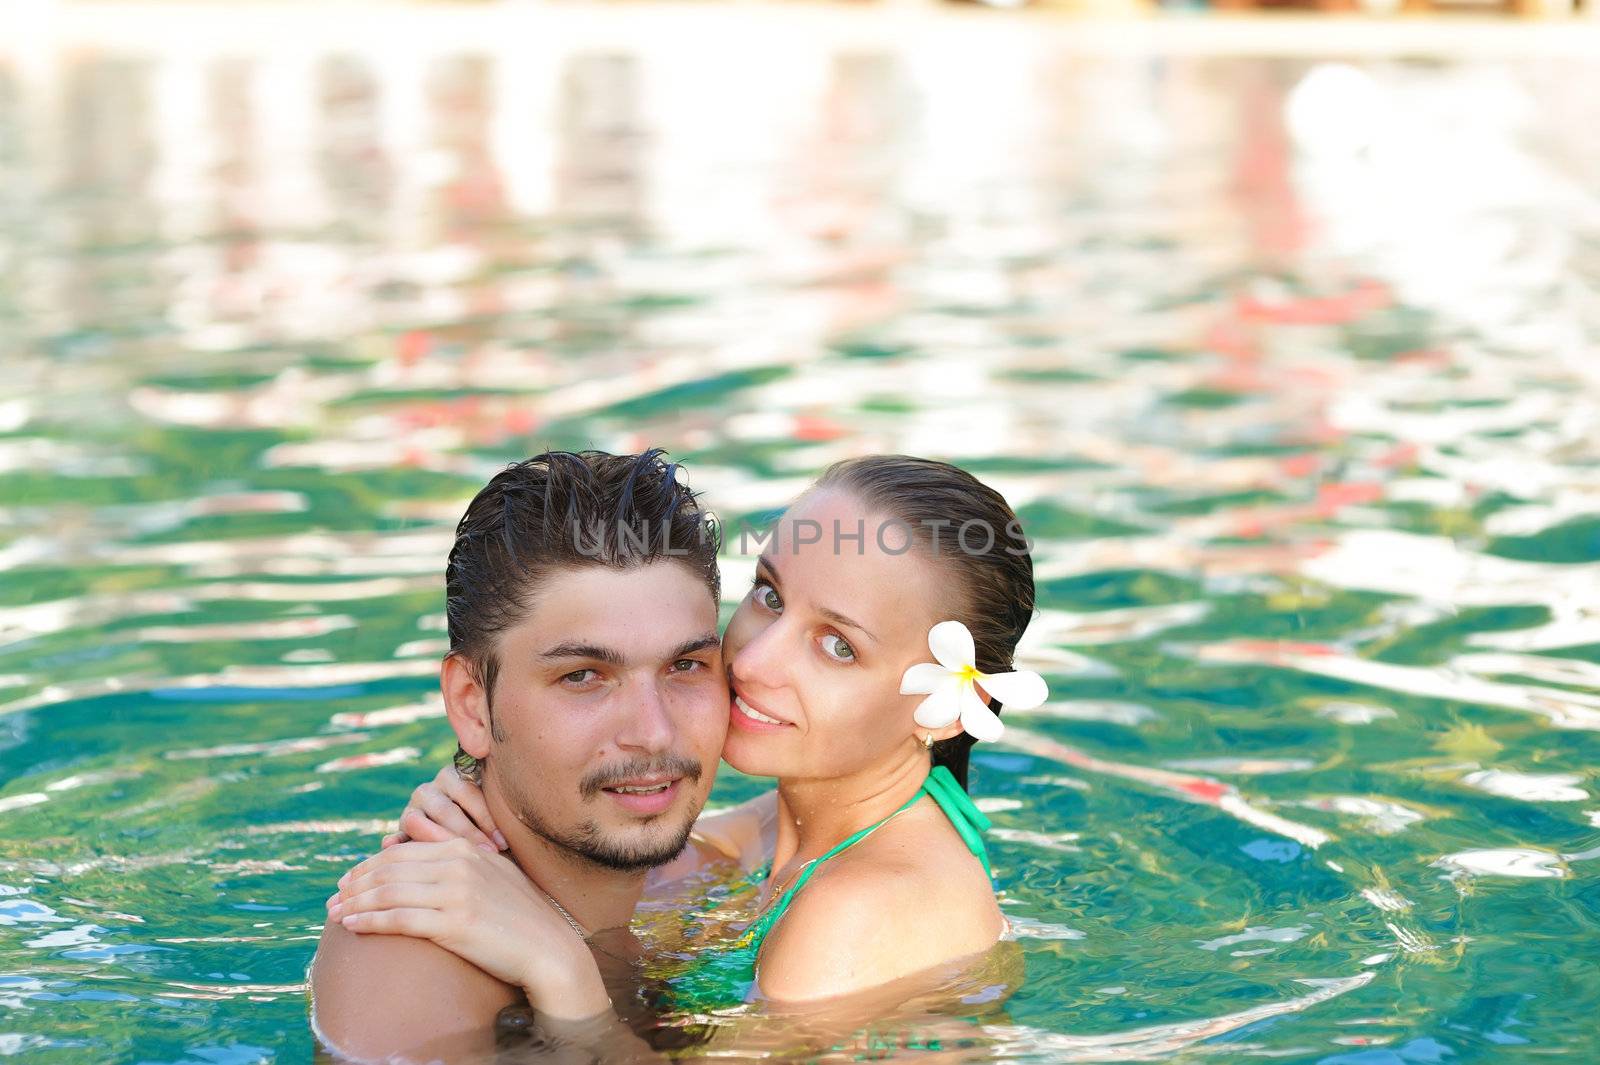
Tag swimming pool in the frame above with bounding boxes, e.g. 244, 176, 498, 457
2, 8, 1599, 1062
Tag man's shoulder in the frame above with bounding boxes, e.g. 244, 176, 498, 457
310, 917, 521, 1062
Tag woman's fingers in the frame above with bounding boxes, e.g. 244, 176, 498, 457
391, 766, 507, 850
338, 840, 493, 899
398, 778, 457, 837
340, 841, 439, 893
417, 789, 496, 850
338, 856, 456, 901
399, 807, 461, 845
439, 768, 506, 850
338, 868, 434, 909
379, 831, 407, 849
340, 907, 448, 939
335, 879, 457, 918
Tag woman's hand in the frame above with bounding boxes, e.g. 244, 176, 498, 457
327, 838, 610, 1020
380, 765, 506, 852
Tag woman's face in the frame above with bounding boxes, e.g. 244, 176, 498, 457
720, 488, 955, 781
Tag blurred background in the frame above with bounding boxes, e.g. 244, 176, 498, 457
2, 2, 1600, 1064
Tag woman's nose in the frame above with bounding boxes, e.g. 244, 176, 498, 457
730, 615, 789, 692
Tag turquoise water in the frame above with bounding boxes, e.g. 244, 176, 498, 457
3, 22, 1600, 1063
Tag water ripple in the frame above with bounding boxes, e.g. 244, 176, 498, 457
0, 19, 1597, 1062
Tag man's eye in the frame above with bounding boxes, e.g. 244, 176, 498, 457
672, 659, 704, 673
562, 669, 597, 684
820, 634, 855, 662
752, 581, 783, 613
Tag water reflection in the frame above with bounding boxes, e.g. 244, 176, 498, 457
315, 56, 391, 225
0, 19, 1598, 1064
554, 54, 646, 225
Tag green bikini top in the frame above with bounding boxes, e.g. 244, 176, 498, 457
662, 765, 994, 1011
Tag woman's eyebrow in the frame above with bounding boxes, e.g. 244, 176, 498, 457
759, 556, 878, 644
817, 606, 878, 643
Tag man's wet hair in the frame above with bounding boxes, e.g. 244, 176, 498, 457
445, 449, 721, 713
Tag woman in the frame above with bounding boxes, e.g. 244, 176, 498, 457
329, 454, 1045, 1015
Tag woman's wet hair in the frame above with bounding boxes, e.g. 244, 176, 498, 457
446, 449, 721, 711
812, 455, 1036, 790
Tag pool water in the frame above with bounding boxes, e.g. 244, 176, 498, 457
3, 11, 1599, 1062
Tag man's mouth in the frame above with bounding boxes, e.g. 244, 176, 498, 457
598, 774, 684, 815
600, 775, 679, 795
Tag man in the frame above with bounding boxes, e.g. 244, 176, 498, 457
310, 450, 757, 1062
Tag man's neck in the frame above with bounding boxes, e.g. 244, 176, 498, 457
483, 791, 648, 936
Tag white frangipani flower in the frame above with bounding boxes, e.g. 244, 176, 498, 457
899, 620, 1048, 743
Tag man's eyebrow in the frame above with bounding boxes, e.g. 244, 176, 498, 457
538, 642, 625, 666
668, 633, 722, 659
758, 556, 877, 644
540, 634, 721, 667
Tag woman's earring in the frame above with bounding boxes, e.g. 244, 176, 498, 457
922, 732, 935, 750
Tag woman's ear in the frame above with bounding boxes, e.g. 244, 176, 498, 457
442, 653, 494, 760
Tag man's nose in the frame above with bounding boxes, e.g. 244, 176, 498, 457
615, 675, 676, 755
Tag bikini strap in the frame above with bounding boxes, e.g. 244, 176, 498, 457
922, 765, 995, 879
785, 787, 922, 892
748, 769, 997, 945
744, 785, 926, 944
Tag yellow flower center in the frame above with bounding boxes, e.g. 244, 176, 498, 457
956, 664, 982, 685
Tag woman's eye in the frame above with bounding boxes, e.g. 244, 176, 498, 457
819, 634, 855, 663
752, 581, 783, 613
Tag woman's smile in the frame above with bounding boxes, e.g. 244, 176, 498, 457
729, 686, 795, 732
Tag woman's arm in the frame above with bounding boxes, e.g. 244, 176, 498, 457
330, 838, 610, 1021
686, 789, 780, 870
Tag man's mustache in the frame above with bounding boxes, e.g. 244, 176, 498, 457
580, 754, 703, 797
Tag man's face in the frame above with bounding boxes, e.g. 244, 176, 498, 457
470, 561, 728, 871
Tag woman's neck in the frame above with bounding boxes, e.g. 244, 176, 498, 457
772, 748, 932, 869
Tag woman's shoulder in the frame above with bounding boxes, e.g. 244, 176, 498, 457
844, 792, 996, 892
754, 803, 1001, 1003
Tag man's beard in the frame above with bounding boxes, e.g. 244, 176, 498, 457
515, 805, 698, 871
497, 755, 704, 872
